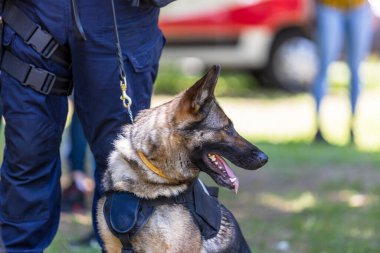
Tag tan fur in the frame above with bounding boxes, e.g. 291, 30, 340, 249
97, 66, 257, 253
131, 205, 201, 253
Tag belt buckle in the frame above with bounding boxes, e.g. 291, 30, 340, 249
26, 25, 59, 59
24, 65, 56, 95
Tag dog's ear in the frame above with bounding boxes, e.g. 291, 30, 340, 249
180, 65, 221, 114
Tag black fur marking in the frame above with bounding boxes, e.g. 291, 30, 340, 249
178, 153, 184, 168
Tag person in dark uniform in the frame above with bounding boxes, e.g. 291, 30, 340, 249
0, 0, 172, 251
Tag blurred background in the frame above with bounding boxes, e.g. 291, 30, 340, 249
20, 0, 380, 252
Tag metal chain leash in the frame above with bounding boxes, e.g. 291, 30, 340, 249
110, 0, 134, 124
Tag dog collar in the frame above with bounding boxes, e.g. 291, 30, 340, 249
137, 151, 171, 180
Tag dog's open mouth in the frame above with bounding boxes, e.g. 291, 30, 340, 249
205, 153, 239, 194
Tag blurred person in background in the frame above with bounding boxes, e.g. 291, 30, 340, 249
61, 107, 97, 248
62, 109, 94, 214
313, 0, 373, 143
61, 110, 97, 248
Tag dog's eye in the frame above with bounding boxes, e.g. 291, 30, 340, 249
223, 126, 232, 134
223, 121, 234, 135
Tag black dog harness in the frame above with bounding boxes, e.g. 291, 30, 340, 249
103, 180, 221, 253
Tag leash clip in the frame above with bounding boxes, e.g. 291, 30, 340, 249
120, 76, 134, 123
120, 77, 132, 109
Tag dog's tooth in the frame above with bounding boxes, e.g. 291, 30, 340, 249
230, 178, 237, 183
218, 166, 223, 170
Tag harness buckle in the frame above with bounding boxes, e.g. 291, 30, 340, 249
24, 65, 56, 94
26, 25, 59, 59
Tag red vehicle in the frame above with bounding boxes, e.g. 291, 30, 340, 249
159, 0, 318, 92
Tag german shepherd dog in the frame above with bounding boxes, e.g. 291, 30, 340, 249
97, 65, 268, 253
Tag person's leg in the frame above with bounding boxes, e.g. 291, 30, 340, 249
344, 3, 372, 142
0, 1, 70, 252
312, 4, 344, 140
62, 107, 94, 212
67, 0, 164, 247
62, 111, 87, 211
345, 4, 372, 115
0, 23, 68, 253
0, 84, 67, 253
68, 108, 94, 194
68, 109, 87, 172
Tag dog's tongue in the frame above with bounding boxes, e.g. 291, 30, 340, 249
215, 155, 240, 194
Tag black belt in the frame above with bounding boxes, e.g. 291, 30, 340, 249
1, 51, 72, 95
2, 1, 71, 68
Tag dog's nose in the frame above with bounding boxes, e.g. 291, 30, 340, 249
257, 152, 268, 165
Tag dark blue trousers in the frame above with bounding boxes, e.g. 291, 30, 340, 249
0, 0, 164, 252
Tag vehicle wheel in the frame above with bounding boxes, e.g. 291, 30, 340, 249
259, 29, 318, 92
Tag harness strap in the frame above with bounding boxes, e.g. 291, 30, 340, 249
2, 1, 70, 67
142, 186, 193, 207
103, 181, 221, 253
1, 51, 72, 95
119, 233, 134, 253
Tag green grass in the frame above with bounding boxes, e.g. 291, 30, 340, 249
258, 142, 380, 171
214, 142, 380, 253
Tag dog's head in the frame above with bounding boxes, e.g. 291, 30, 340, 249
112, 65, 267, 196
169, 65, 268, 192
